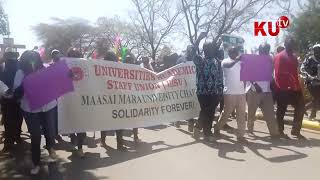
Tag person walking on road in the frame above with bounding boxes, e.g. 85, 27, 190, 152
300, 44, 320, 121
13, 50, 57, 175
193, 42, 223, 142
274, 36, 305, 139
245, 43, 280, 138
214, 46, 247, 143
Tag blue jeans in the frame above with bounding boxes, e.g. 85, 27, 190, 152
24, 107, 56, 165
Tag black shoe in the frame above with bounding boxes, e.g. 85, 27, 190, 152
1, 144, 12, 153
237, 137, 248, 144
70, 136, 76, 145
117, 145, 127, 152
279, 132, 290, 139
291, 131, 306, 139
203, 135, 216, 142
213, 129, 221, 137
55, 135, 63, 142
222, 124, 233, 130
15, 137, 23, 144
270, 135, 282, 140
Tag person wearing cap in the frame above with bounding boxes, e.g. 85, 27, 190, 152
274, 36, 305, 139
300, 44, 320, 120
245, 43, 280, 138
214, 46, 247, 143
48, 49, 64, 143
0, 47, 24, 152
51, 49, 62, 63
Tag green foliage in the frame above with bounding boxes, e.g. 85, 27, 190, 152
33, 16, 148, 59
0, 2, 9, 36
33, 18, 94, 55
289, 1, 320, 55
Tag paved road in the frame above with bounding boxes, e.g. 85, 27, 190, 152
1, 118, 320, 180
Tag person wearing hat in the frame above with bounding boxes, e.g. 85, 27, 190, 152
48, 49, 64, 142
301, 43, 320, 120
0, 47, 24, 152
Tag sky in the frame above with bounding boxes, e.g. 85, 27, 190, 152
1, 0, 301, 54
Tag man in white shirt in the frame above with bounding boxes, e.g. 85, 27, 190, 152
246, 43, 280, 138
214, 47, 247, 142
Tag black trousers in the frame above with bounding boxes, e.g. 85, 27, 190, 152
196, 94, 220, 136
52, 106, 59, 138
276, 90, 305, 133
1, 100, 23, 145
101, 130, 123, 146
70, 133, 86, 149
218, 95, 224, 113
307, 85, 320, 118
24, 108, 56, 166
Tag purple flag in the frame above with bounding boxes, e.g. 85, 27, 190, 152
23, 60, 74, 110
240, 54, 273, 81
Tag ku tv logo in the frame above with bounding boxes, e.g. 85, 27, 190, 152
254, 16, 290, 36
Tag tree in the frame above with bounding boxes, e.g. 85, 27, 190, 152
33, 18, 95, 56
131, 0, 181, 61
95, 16, 148, 59
289, 0, 320, 55
181, 0, 274, 49
0, 2, 9, 36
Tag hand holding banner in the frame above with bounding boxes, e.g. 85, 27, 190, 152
23, 60, 74, 110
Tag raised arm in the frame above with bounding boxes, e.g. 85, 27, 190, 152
221, 57, 240, 68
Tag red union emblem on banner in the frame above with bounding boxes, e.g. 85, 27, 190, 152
71, 67, 84, 81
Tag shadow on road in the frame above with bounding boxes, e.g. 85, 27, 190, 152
0, 134, 197, 180
1, 123, 320, 180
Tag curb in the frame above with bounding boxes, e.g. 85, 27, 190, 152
256, 113, 320, 131
302, 120, 320, 131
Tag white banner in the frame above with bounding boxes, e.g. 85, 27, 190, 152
58, 58, 200, 134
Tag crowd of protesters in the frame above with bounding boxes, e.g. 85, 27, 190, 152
0, 35, 319, 175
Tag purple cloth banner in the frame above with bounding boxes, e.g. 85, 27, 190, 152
23, 60, 74, 110
240, 54, 273, 81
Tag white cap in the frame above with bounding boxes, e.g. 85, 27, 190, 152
313, 44, 320, 49
51, 49, 60, 56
